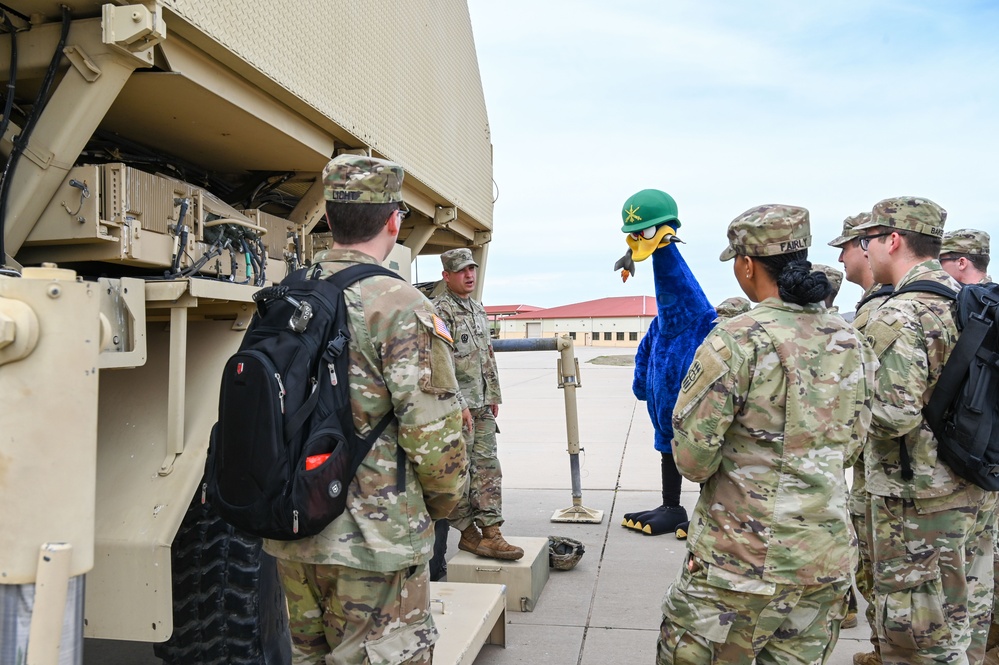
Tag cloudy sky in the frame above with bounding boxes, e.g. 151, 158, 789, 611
448, 0, 999, 310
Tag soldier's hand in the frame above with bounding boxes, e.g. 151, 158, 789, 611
462, 408, 474, 432
490, 404, 499, 418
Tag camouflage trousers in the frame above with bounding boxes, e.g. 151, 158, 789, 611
850, 507, 877, 650
448, 406, 503, 530
868, 489, 996, 665
275, 558, 436, 665
657, 553, 849, 664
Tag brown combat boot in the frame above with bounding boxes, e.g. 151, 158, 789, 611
458, 525, 481, 554
476, 525, 524, 560
852, 651, 882, 665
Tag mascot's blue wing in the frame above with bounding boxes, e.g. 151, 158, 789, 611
632, 317, 655, 401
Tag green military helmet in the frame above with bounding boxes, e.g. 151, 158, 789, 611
620, 189, 682, 234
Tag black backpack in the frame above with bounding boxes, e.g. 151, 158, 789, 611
204, 263, 402, 540
890, 280, 999, 489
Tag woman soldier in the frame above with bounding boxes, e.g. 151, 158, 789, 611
656, 204, 877, 665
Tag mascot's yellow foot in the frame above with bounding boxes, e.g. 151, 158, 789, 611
675, 526, 688, 540
622, 518, 635, 528
641, 524, 652, 534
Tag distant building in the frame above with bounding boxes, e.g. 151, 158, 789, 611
489, 296, 656, 347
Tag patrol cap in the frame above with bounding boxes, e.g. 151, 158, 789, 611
719, 204, 811, 261
621, 189, 681, 233
322, 154, 409, 211
828, 212, 871, 248
813, 263, 843, 293
854, 196, 946, 238
941, 229, 990, 256
713, 296, 751, 320
441, 247, 478, 272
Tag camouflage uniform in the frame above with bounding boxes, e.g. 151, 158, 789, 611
433, 252, 504, 530
856, 198, 997, 665
658, 205, 877, 664
264, 155, 465, 665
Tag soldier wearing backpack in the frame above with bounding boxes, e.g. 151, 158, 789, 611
263, 155, 466, 665
856, 198, 997, 665
939, 228, 999, 665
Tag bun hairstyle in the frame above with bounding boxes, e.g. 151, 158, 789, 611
754, 250, 832, 306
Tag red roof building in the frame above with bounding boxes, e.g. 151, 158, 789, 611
491, 296, 656, 347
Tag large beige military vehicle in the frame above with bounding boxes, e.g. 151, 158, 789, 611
0, 2, 493, 663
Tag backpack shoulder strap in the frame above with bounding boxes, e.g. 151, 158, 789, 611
323, 262, 405, 486
856, 283, 894, 311
890, 279, 959, 301
884, 280, 958, 482
325, 263, 402, 290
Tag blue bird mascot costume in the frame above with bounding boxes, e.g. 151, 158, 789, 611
613, 189, 716, 536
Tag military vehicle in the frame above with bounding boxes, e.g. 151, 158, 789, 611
0, 2, 494, 662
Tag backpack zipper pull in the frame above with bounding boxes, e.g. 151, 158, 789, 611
275, 373, 286, 413
201, 482, 207, 505
328, 362, 337, 386
293, 510, 299, 534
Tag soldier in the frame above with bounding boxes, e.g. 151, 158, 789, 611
940, 228, 992, 285
855, 197, 996, 665
433, 247, 523, 561
657, 204, 877, 664
938, 228, 999, 665
813, 263, 844, 309
829, 211, 894, 665
263, 155, 466, 665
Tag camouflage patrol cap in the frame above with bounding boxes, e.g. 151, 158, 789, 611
620, 189, 681, 233
441, 247, 478, 272
941, 228, 990, 256
813, 263, 843, 294
322, 154, 408, 210
719, 204, 811, 261
854, 196, 946, 238
828, 212, 871, 247
714, 296, 751, 320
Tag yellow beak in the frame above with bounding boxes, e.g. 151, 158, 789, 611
626, 225, 679, 262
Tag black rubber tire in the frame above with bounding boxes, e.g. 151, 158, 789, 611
154, 489, 291, 665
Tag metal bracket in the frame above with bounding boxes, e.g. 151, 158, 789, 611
434, 206, 457, 228
102, 3, 166, 66
64, 44, 102, 82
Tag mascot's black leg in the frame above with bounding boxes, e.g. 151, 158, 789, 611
622, 453, 687, 535
429, 519, 450, 581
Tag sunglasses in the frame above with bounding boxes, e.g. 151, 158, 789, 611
859, 232, 894, 251
397, 206, 411, 220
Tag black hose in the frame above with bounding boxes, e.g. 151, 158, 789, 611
0, 10, 18, 266
0, 5, 69, 266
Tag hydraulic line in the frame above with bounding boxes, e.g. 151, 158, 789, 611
0, 5, 69, 266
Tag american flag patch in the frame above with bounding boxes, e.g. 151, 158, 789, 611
432, 314, 453, 343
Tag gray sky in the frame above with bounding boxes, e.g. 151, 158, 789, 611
436, 0, 999, 310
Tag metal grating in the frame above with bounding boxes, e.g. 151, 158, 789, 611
160, 0, 493, 230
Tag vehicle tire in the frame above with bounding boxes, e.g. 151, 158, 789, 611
154, 489, 291, 665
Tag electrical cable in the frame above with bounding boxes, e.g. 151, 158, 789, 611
0, 9, 19, 266
0, 5, 69, 267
